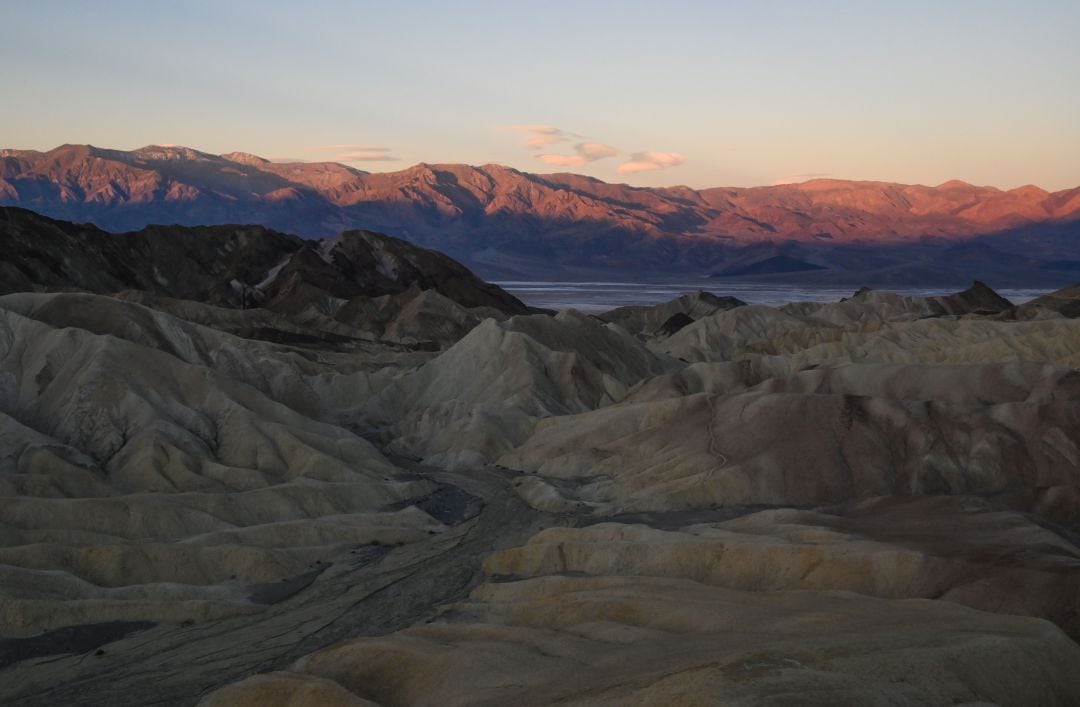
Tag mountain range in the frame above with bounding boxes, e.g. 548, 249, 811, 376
3, 144, 1080, 284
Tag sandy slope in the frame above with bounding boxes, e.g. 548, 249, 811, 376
3, 278, 1080, 705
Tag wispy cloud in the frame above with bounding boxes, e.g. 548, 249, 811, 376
333, 150, 400, 162
771, 172, 832, 185
617, 151, 685, 174
578, 142, 619, 161
308, 144, 391, 151
535, 154, 583, 167
503, 126, 685, 177
305, 144, 400, 163
502, 124, 574, 149
536, 141, 619, 168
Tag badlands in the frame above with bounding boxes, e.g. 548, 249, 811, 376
2, 208, 1080, 705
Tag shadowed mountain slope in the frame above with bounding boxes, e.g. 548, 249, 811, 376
0, 207, 528, 317
3, 145, 1080, 280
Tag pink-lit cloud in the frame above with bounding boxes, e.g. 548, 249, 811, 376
617, 151, 685, 174
535, 141, 619, 167
536, 153, 586, 167
308, 144, 391, 151
303, 144, 400, 162
332, 150, 400, 162
503, 124, 572, 149
577, 142, 619, 161
505, 126, 683, 177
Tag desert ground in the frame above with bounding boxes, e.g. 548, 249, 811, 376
2, 214, 1080, 704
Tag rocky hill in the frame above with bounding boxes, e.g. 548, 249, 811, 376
0, 207, 527, 346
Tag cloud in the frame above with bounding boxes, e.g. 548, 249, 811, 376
527, 133, 567, 149
300, 144, 399, 162
504, 127, 681, 177
308, 144, 391, 152
771, 172, 832, 185
577, 142, 619, 161
302, 144, 399, 162
536, 153, 587, 167
502, 124, 572, 149
617, 152, 685, 174
332, 150, 400, 162
535, 141, 619, 168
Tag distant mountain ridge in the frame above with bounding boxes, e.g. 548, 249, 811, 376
3, 144, 1080, 281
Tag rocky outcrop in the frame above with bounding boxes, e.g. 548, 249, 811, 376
0, 207, 528, 317
600, 290, 746, 338
365, 310, 676, 468
1025, 282, 1080, 317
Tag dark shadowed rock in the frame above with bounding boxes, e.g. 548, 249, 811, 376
1026, 283, 1080, 318
712, 255, 827, 277
0, 621, 155, 670
0, 207, 528, 316
601, 291, 746, 338
658, 312, 695, 336
932, 280, 1014, 315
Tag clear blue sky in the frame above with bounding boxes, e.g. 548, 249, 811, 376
2, 1, 1078, 189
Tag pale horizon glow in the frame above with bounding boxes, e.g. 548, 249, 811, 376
1, 1, 1078, 190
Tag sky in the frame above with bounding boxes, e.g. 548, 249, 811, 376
2, 1, 1078, 190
